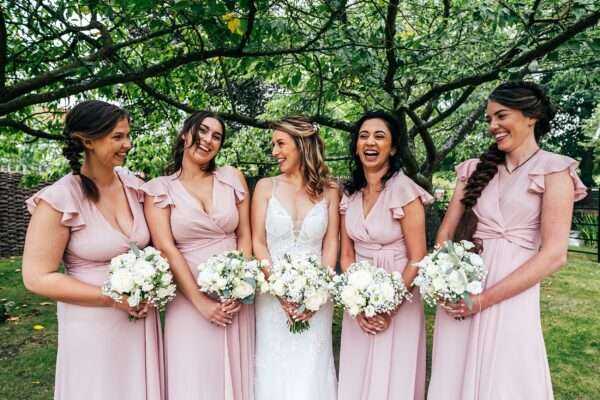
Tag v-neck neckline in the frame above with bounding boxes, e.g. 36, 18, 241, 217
361, 186, 385, 221
90, 172, 137, 240
175, 173, 217, 217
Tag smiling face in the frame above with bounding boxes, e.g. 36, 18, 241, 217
355, 118, 396, 171
85, 118, 131, 168
271, 129, 301, 174
485, 100, 537, 152
182, 117, 224, 167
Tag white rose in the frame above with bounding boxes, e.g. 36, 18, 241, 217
143, 246, 160, 256
127, 290, 142, 307
160, 272, 173, 286
305, 289, 329, 311
232, 280, 254, 300
348, 269, 372, 290
438, 261, 453, 274
110, 253, 136, 270
271, 280, 286, 297
466, 280, 483, 295
461, 240, 475, 250
110, 268, 135, 293
454, 245, 465, 258
214, 276, 228, 291
291, 276, 308, 292
380, 282, 395, 301
469, 253, 484, 267
197, 269, 214, 288
364, 305, 376, 317
157, 285, 176, 299
341, 286, 365, 308
349, 305, 361, 317
142, 281, 155, 292
448, 270, 467, 294
432, 276, 447, 292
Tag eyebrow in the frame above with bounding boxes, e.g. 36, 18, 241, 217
359, 129, 388, 134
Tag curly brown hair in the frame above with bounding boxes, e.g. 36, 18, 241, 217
454, 80, 555, 245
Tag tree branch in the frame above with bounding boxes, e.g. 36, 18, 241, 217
0, 118, 62, 140
0, 7, 6, 91
395, 108, 419, 177
409, 9, 600, 110
406, 108, 437, 175
238, 0, 257, 50
439, 101, 486, 158
383, 0, 400, 107
528, 0, 542, 26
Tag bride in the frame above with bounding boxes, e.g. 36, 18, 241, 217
251, 117, 339, 399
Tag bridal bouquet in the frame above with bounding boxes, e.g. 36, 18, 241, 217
332, 260, 411, 318
268, 253, 335, 333
103, 244, 177, 315
197, 250, 269, 304
413, 240, 486, 309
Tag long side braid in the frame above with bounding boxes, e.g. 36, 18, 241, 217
62, 133, 100, 202
453, 144, 505, 248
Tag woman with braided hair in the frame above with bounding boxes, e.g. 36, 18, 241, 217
427, 81, 587, 400
22, 100, 164, 400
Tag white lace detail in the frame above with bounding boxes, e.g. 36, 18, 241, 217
254, 185, 337, 400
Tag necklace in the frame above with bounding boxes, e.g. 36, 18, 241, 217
504, 148, 541, 174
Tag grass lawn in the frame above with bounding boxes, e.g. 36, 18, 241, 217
1, 253, 599, 399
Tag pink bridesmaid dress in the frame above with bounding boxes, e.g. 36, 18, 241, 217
26, 170, 165, 400
427, 150, 587, 400
337, 171, 433, 400
142, 165, 254, 400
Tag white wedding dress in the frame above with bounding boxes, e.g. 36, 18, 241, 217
255, 178, 337, 400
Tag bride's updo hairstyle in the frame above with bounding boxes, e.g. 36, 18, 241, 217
454, 80, 556, 245
271, 116, 331, 200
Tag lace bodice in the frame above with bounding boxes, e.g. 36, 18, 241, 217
265, 190, 328, 263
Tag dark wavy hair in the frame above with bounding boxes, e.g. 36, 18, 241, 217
344, 111, 404, 196
454, 80, 556, 244
62, 100, 130, 202
165, 111, 226, 175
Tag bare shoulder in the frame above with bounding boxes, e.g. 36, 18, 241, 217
253, 176, 274, 199
324, 181, 340, 203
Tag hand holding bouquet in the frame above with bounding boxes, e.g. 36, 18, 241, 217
197, 250, 268, 304
332, 260, 411, 318
268, 253, 335, 334
413, 240, 486, 310
103, 244, 177, 319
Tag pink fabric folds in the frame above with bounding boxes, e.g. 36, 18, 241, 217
337, 171, 432, 400
26, 170, 165, 400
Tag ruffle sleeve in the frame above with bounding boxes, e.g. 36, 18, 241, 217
26, 176, 86, 231
117, 167, 146, 203
388, 172, 434, 219
527, 152, 588, 201
339, 193, 352, 215
140, 177, 175, 208
454, 158, 480, 183
214, 166, 246, 202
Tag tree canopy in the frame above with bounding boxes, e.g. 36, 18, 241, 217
1, 0, 599, 187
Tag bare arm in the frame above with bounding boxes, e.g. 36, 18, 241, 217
22, 201, 112, 306
446, 170, 575, 317
435, 179, 467, 244
22, 201, 144, 316
143, 194, 232, 326
234, 169, 252, 257
321, 185, 340, 270
339, 214, 356, 272
251, 178, 273, 272
399, 198, 428, 288
480, 171, 573, 308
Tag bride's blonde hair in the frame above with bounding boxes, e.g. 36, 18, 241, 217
272, 116, 331, 199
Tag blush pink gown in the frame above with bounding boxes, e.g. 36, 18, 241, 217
427, 150, 587, 400
337, 171, 434, 400
26, 170, 165, 400
142, 166, 254, 400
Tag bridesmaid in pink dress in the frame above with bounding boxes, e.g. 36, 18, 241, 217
337, 111, 433, 400
428, 81, 587, 400
142, 111, 254, 400
22, 101, 165, 400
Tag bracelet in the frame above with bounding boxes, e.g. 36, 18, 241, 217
477, 296, 483, 313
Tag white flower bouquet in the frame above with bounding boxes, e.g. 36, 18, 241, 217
197, 250, 268, 304
413, 240, 486, 309
268, 253, 335, 333
332, 260, 411, 318
102, 244, 177, 317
